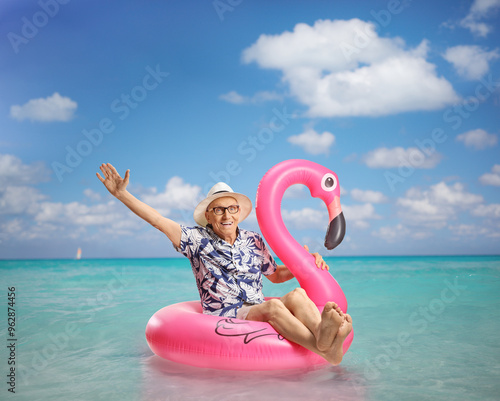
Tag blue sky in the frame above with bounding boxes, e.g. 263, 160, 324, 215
1, 0, 499, 259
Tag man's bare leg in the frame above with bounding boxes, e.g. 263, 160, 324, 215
279, 288, 344, 352
245, 295, 352, 365
279, 288, 322, 333
246, 298, 320, 353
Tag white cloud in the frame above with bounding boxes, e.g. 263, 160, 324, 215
363, 146, 442, 169
283, 184, 307, 199
0, 188, 145, 240
0, 155, 202, 242
36, 201, 114, 225
449, 224, 485, 237
456, 129, 498, 149
372, 223, 430, 242
431, 182, 483, 206
443, 45, 499, 80
397, 181, 483, 229
479, 164, 500, 186
242, 19, 459, 117
287, 128, 335, 155
342, 203, 381, 229
0, 219, 26, 238
373, 224, 408, 242
0, 186, 46, 215
30, 199, 145, 238
252, 91, 285, 103
449, 223, 500, 238
350, 188, 388, 203
0, 154, 51, 186
472, 203, 500, 218
469, 0, 500, 16
219, 90, 284, 104
83, 188, 102, 202
282, 207, 326, 230
459, 0, 500, 37
219, 91, 248, 104
10, 93, 77, 122
283, 202, 380, 231
142, 176, 202, 214
281, 203, 381, 230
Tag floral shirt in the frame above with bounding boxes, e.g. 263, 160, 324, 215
174, 225, 277, 317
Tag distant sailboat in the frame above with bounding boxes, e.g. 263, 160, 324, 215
76, 247, 82, 260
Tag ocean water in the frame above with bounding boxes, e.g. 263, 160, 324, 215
1, 255, 499, 401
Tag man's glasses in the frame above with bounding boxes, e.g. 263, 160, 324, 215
207, 205, 240, 215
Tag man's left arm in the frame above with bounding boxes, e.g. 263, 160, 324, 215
266, 264, 294, 283
266, 245, 329, 283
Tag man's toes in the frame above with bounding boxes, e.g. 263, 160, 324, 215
317, 305, 343, 352
337, 314, 353, 338
334, 305, 343, 317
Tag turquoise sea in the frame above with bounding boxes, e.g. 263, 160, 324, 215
1, 256, 499, 401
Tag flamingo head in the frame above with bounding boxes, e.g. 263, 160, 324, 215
307, 165, 346, 250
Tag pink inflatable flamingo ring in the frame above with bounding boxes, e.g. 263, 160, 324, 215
145, 159, 353, 370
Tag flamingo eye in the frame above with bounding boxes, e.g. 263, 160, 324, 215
321, 173, 337, 192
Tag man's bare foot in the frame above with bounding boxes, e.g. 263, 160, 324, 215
316, 302, 344, 352
323, 314, 353, 366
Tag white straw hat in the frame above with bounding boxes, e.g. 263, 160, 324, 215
193, 182, 252, 227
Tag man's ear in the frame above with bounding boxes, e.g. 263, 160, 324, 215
205, 211, 210, 224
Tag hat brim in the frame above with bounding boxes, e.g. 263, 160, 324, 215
193, 192, 252, 227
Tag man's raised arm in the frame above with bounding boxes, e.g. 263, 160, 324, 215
96, 163, 182, 248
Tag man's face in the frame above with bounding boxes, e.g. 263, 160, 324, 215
205, 196, 240, 239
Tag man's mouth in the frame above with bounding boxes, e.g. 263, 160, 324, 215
221, 222, 233, 227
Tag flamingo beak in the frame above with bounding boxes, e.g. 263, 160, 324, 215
325, 196, 346, 250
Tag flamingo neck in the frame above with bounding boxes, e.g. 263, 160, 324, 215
256, 163, 317, 280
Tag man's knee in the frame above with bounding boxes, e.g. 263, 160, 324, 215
291, 287, 307, 297
264, 298, 287, 320
283, 287, 308, 304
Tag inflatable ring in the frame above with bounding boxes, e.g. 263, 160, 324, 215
146, 159, 353, 370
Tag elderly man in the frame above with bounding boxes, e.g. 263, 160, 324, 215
97, 163, 352, 365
